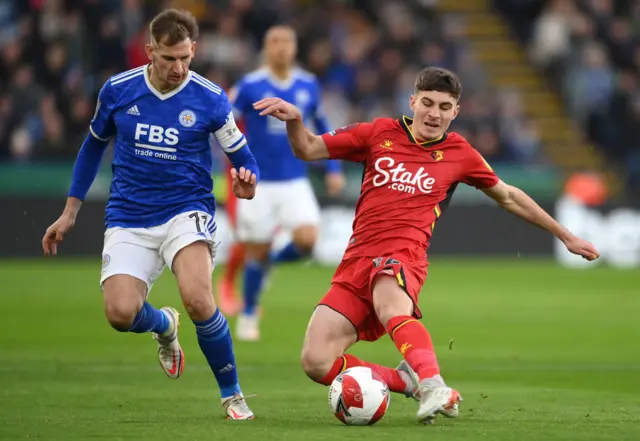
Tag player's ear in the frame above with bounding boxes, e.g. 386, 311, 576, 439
452, 104, 460, 120
144, 44, 153, 61
191, 41, 196, 57
409, 94, 416, 112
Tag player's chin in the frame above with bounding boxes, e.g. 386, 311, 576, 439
419, 125, 445, 141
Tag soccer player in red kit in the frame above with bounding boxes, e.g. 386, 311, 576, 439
216, 159, 245, 316
254, 67, 600, 424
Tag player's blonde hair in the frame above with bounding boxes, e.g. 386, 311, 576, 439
150, 9, 199, 47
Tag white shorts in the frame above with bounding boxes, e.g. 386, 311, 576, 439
236, 178, 321, 243
100, 210, 217, 292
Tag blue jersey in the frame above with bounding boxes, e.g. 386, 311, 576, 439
230, 67, 340, 182
90, 65, 250, 229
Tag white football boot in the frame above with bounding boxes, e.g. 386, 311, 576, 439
222, 394, 255, 420
235, 313, 260, 342
152, 307, 184, 379
397, 360, 461, 423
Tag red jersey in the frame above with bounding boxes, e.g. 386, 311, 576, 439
321, 116, 499, 261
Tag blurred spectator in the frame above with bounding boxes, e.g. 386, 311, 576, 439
497, 0, 640, 190
0, 0, 545, 166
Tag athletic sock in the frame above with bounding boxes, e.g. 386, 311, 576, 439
318, 354, 413, 396
242, 259, 267, 315
193, 309, 242, 398
386, 315, 443, 384
271, 241, 305, 263
126, 302, 169, 334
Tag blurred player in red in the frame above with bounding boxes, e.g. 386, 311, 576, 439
254, 67, 600, 424
216, 158, 245, 316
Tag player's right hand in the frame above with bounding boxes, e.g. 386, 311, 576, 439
253, 98, 302, 122
42, 214, 76, 256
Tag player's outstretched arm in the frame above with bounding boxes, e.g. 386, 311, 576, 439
482, 180, 600, 261
42, 133, 109, 256
253, 97, 330, 161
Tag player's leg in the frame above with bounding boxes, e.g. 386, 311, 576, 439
234, 184, 277, 341
163, 213, 253, 420
217, 162, 244, 316
100, 229, 183, 379
370, 264, 461, 423
271, 178, 320, 263
237, 241, 270, 340
303, 279, 415, 397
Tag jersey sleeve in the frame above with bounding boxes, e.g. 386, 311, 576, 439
211, 91, 248, 153
89, 80, 116, 141
460, 147, 500, 189
320, 122, 373, 163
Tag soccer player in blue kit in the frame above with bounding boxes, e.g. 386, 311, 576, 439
41, 9, 256, 420
222, 25, 345, 342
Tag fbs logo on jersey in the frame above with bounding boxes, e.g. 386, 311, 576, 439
431, 150, 443, 161
372, 157, 436, 194
134, 123, 179, 146
380, 140, 393, 150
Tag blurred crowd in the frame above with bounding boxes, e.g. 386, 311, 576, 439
0, 0, 544, 165
497, 0, 640, 189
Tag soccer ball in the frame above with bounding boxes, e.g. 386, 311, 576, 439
328, 366, 391, 426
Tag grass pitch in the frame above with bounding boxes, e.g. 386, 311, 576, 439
1, 258, 639, 440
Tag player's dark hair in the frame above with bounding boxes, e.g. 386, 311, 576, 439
414, 67, 462, 101
150, 9, 199, 46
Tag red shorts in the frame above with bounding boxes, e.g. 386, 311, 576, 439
318, 253, 428, 342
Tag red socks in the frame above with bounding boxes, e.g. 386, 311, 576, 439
224, 242, 245, 283
313, 316, 440, 395
318, 354, 410, 395
386, 315, 440, 380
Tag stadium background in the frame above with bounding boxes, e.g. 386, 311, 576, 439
2, 0, 639, 440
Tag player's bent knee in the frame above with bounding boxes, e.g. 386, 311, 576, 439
300, 346, 334, 382
104, 300, 140, 331
181, 291, 216, 321
102, 275, 146, 332
292, 225, 318, 253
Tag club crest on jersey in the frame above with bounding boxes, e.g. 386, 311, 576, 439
179, 110, 196, 127
295, 89, 310, 107
102, 254, 111, 268
431, 150, 443, 162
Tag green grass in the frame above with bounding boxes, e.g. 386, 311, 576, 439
1, 258, 639, 440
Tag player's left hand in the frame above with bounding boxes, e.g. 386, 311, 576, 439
325, 172, 345, 197
231, 166, 257, 200
563, 235, 600, 261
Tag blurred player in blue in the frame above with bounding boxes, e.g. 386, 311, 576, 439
41, 9, 257, 420
218, 25, 345, 342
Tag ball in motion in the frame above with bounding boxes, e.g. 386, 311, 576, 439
328, 366, 391, 426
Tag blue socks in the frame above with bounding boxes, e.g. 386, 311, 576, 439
194, 309, 241, 399
242, 242, 310, 316
127, 302, 169, 334
243, 260, 267, 315
270, 241, 305, 263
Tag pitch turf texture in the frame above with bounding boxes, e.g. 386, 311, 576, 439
1, 259, 639, 440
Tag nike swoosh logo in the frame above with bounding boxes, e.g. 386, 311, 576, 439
167, 351, 178, 376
